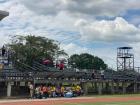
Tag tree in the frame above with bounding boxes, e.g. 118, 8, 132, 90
69, 53, 107, 71
8, 35, 67, 66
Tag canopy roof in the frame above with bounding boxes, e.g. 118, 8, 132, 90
0, 10, 9, 20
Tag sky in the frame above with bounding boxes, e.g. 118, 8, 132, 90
0, 0, 140, 69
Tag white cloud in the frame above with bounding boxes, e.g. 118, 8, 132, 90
0, 35, 10, 47
1, 1, 140, 44
75, 17, 140, 42
0, 0, 78, 43
1, 0, 140, 68
21, 0, 64, 15
21, 0, 140, 17
129, 43, 140, 67
61, 43, 89, 55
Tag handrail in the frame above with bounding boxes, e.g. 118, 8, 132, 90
15, 61, 37, 72
0, 61, 138, 81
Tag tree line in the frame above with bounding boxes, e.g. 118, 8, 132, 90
6, 35, 107, 71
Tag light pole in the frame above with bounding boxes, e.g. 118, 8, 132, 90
0, 10, 9, 21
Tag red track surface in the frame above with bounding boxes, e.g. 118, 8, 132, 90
0, 97, 140, 105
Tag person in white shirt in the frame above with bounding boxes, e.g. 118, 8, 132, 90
29, 83, 34, 98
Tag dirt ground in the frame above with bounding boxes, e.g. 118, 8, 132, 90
0, 96, 140, 105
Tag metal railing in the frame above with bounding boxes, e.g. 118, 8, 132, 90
0, 61, 139, 82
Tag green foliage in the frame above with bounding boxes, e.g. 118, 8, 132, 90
7, 35, 107, 71
8, 35, 66, 66
69, 53, 107, 70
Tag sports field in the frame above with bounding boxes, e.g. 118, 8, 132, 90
0, 94, 140, 105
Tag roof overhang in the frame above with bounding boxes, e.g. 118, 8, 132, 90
0, 10, 9, 21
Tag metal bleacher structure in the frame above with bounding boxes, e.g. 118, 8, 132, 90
0, 49, 139, 83
1, 58, 139, 83
0, 47, 140, 97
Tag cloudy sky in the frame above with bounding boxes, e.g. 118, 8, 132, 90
1, 0, 140, 69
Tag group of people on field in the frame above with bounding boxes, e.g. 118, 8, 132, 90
29, 84, 83, 99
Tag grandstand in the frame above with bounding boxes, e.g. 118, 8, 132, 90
0, 46, 140, 97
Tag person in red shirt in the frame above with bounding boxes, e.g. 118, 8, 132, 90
59, 62, 64, 70
42, 86, 48, 98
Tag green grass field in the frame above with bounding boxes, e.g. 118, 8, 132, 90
64, 101, 140, 105
86, 93, 140, 97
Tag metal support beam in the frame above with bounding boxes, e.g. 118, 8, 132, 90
98, 82, 102, 95
7, 82, 11, 97
111, 82, 115, 94
122, 82, 126, 94
134, 82, 137, 93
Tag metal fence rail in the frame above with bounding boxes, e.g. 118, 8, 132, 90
0, 61, 139, 82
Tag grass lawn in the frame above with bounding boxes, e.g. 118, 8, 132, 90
64, 101, 140, 105
85, 94, 140, 98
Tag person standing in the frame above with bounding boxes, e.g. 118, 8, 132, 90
29, 83, 34, 99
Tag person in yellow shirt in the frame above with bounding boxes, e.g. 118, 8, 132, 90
51, 86, 56, 97
61, 86, 65, 97
76, 85, 81, 96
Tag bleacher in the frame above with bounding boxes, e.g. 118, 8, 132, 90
0, 47, 139, 83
